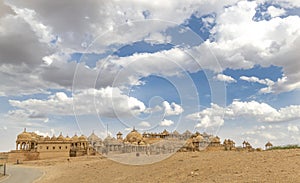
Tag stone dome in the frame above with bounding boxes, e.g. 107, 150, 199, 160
57, 133, 65, 141
193, 135, 204, 142
265, 141, 273, 147
79, 135, 87, 141
210, 136, 220, 143
28, 132, 39, 140
51, 135, 57, 141
88, 132, 100, 142
72, 134, 79, 141
184, 139, 194, 148
104, 135, 112, 141
172, 130, 180, 136
125, 128, 143, 143
103, 135, 113, 144
17, 128, 32, 140
65, 135, 72, 141
196, 135, 204, 141
44, 136, 51, 141
195, 131, 201, 136
17, 131, 32, 140
162, 129, 169, 135
183, 130, 192, 136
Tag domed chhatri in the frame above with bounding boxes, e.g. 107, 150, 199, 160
88, 131, 101, 142
17, 128, 32, 140
265, 141, 273, 150
210, 136, 221, 143
12, 127, 242, 161
44, 136, 51, 141
51, 135, 57, 141
95, 127, 235, 155
195, 135, 204, 142
72, 134, 79, 141
79, 135, 87, 141
65, 136, 71, 141
124, 127, 143, 144
57, 133, 65, 141
14, 129, 89, 160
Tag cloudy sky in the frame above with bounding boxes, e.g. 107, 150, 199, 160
1, 0, 300, 151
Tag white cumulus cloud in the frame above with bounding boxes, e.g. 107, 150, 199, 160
160, 119, 174, 126
187, 100, 300, 128
267, 6, 286, 18
139, 121, 151, 127
240, 76, 275, 93
214, 73, 237, 83
200, 1, 300, 93
8, 87, 146, 118
162, 101, 184, 116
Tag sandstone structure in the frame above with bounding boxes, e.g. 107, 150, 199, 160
88, 128, 235, 155
265, 141, 273, 150
8, 128, 89, 162
7, 128, 242, 162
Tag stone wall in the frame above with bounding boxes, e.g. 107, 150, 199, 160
0, 153, 8, 164
37, 143, 71, 159
39, 151, 70, 159
8, 151, 39, 163
70, 149, 86, 157
37, 143, 71, 153
206, 146, 224, 151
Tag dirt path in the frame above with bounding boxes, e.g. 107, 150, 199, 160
0, 165, 43, 183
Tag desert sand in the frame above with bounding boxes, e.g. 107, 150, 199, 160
21, 149, 300, 183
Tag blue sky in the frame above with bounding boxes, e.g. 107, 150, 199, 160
1, 0, 300, 151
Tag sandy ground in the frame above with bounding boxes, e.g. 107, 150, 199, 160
21, 149, 300, 183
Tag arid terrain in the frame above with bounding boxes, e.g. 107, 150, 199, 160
16, 149, 300, 183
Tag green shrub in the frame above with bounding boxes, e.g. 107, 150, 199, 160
269, 144, 300, 150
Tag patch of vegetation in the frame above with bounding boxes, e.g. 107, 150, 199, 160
268, 144, 300, 150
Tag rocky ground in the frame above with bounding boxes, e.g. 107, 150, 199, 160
21, 149, 300, 183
